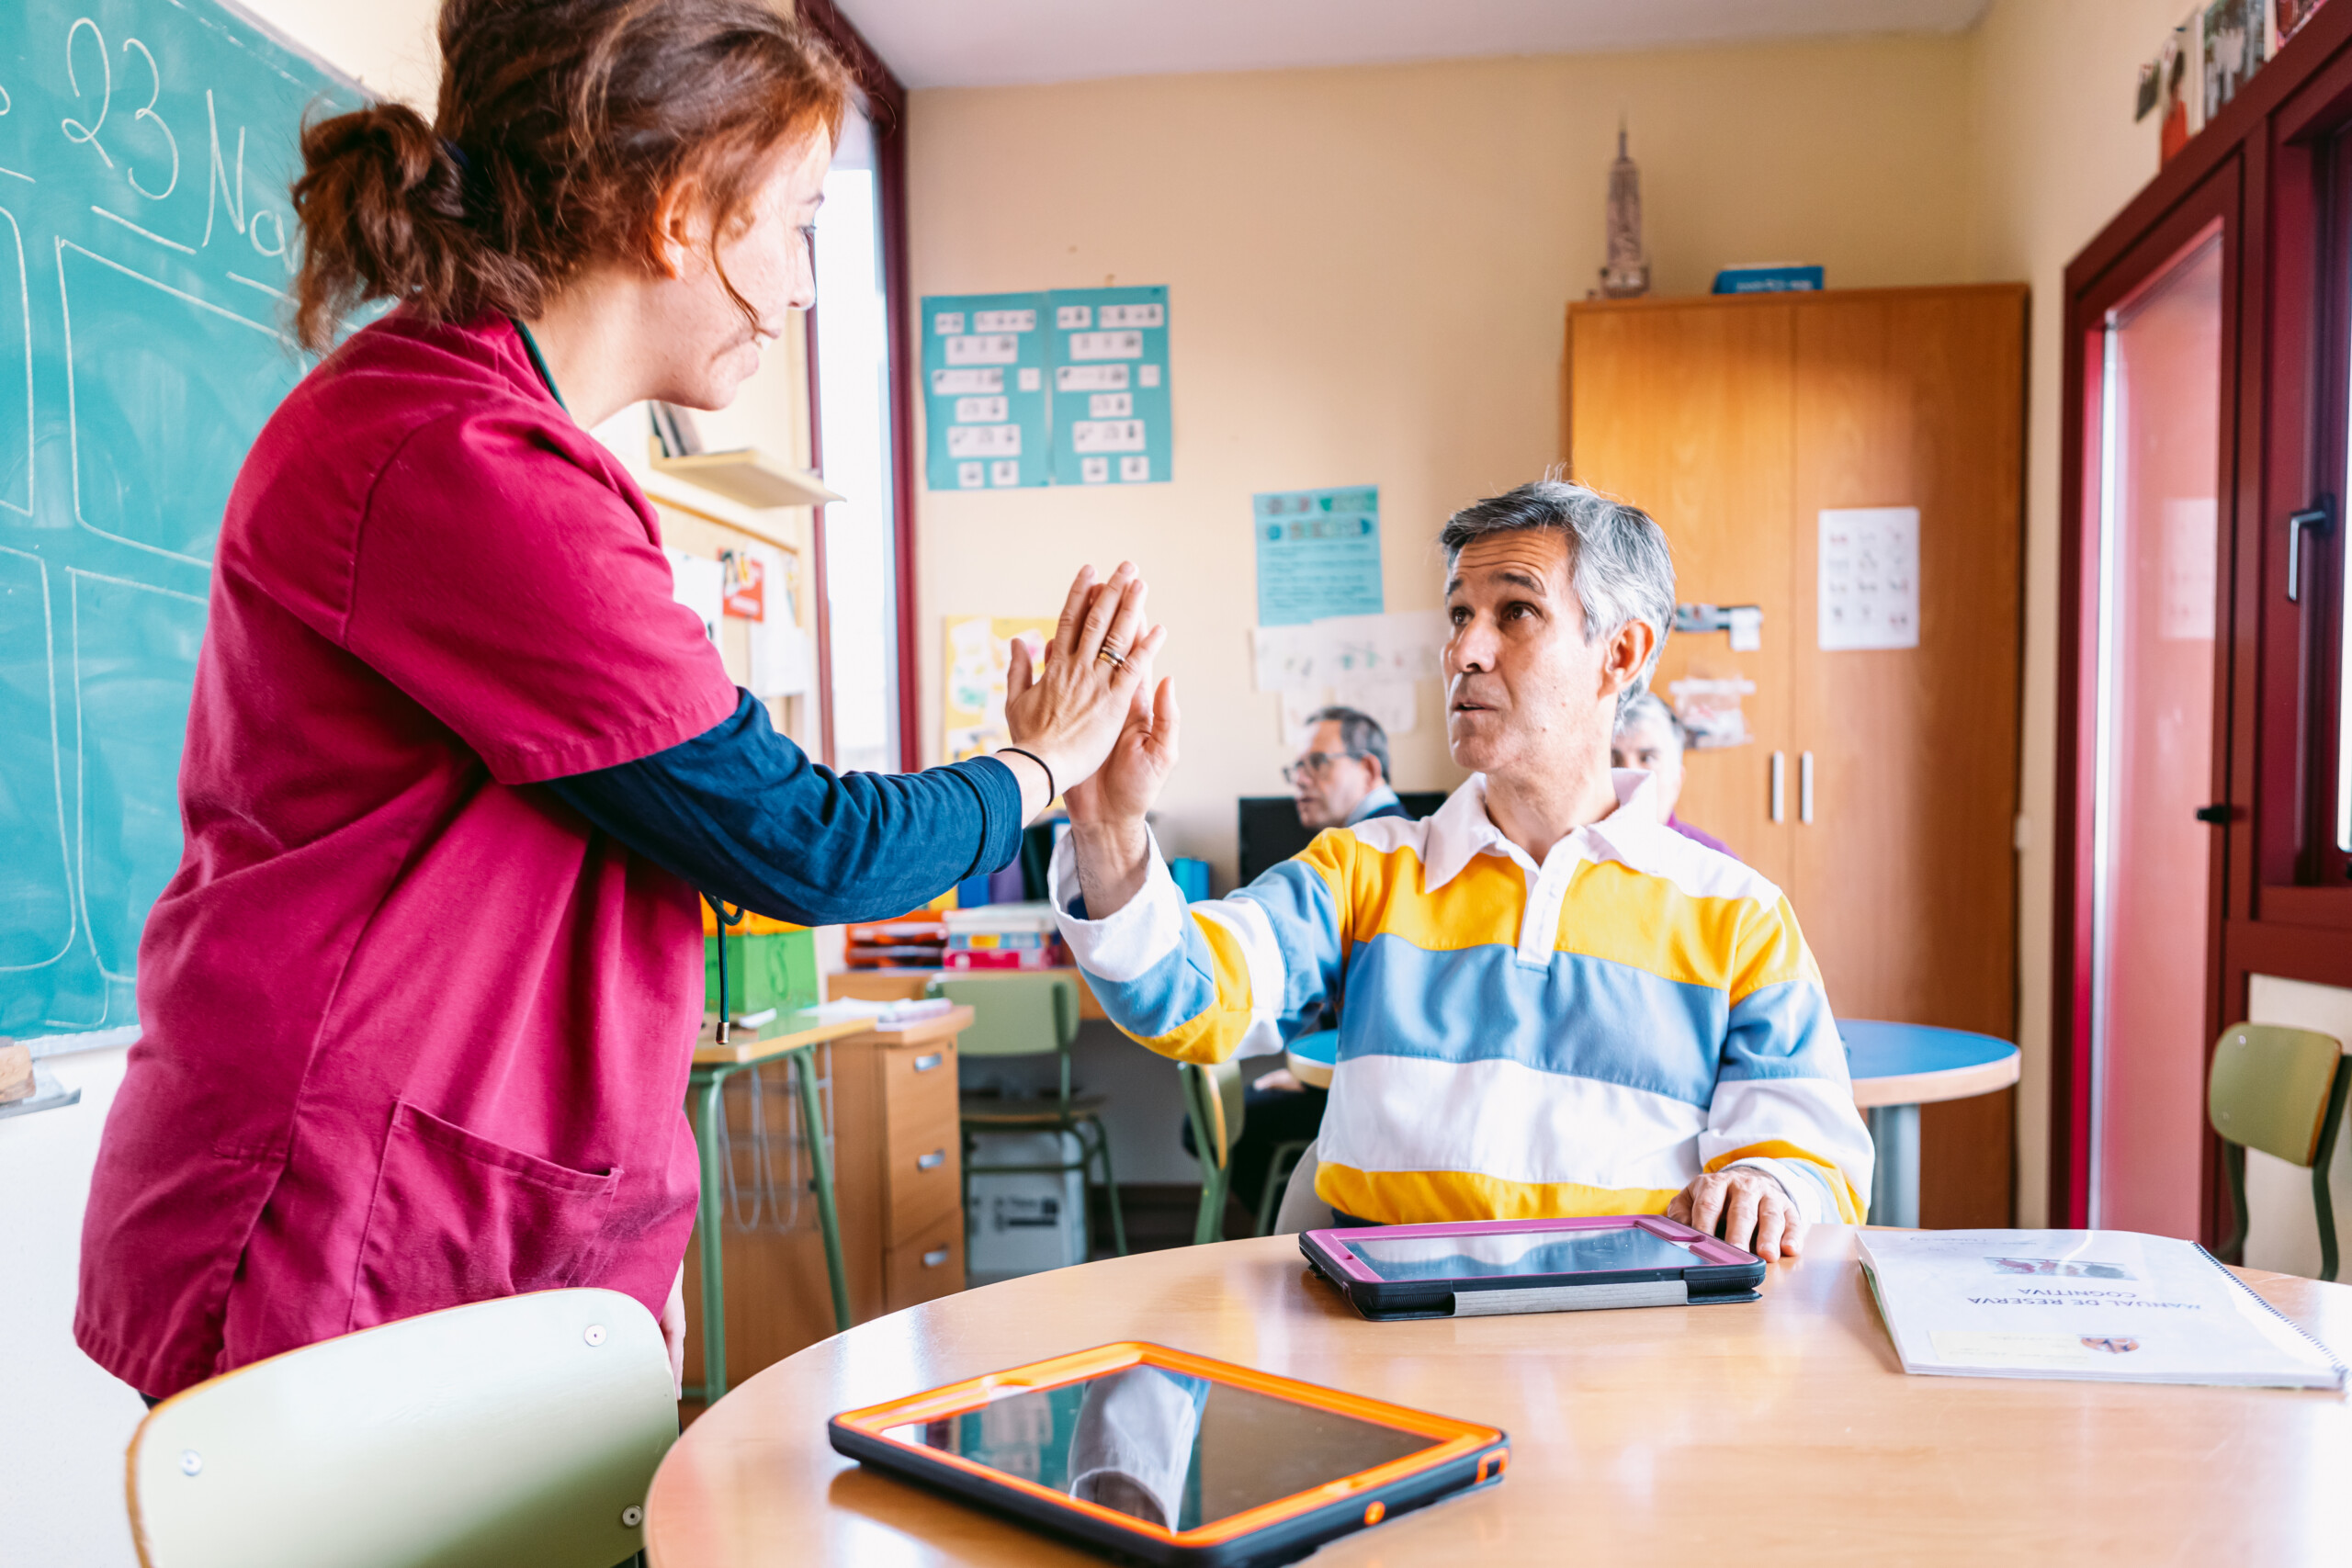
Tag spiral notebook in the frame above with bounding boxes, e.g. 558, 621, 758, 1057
1858, 1230, 2344, 1389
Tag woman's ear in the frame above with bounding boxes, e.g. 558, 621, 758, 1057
645, 179, 701, 280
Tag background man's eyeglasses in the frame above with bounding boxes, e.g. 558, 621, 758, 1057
1283, 750, 1364, 784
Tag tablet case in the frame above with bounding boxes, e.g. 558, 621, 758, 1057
828, 1341, 1509, 1567
1301, 1214, 1766, 1321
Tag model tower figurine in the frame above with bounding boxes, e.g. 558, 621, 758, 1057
1599, 119, 1650, 299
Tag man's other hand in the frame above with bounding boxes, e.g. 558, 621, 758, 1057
1666, 1167, 1804, 1261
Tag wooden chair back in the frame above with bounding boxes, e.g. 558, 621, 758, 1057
127, 1288, 675, 1568
938, 975, 1079, 1059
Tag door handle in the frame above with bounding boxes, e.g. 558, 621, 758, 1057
912, 1052, 944, 1073
1770, 751, 1786, 824
2288, 502, 2333, 602
2194, 803, 2236, 824
1799, 751, 1815, 825
916, 1149, 946, 1172
922, 1247, 951, 1268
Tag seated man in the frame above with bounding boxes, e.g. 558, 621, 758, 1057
1611, 690, 1736, 860
1054, 480, 1869, 1258
1288, 705, 1408, 830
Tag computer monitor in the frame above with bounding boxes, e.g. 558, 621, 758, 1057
1236, 793, 1448, 886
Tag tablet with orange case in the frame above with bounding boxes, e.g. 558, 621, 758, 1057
827, 1341, 1509, 1566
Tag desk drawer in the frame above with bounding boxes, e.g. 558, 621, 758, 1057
880, 1038, 959, 1137
885, 1210, 964, 1311
882, 1100, 961, 1242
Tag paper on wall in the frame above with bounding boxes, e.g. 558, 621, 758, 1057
1250, 623, 1322, 694
1331, 678, 1416, 737
1251, 610, 1448, 693
665, 548, 725, 644
1666, 675, 1756, 750
943, 614, 1057, 762
1818, 506, 1920, 651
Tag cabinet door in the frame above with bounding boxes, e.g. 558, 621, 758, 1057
1567, 301, 1797, 886
1792, 288, 2025, 1224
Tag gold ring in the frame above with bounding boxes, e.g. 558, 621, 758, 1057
1097, 645, 1126, 668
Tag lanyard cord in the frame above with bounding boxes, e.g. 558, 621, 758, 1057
511, 318, 568, 412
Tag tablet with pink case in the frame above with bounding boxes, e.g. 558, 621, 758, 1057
1301, 1214, 1766, 1321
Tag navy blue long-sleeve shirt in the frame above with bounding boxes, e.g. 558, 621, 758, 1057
546, 689, 1024, 926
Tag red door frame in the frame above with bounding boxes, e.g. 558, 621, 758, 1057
2052, 0, 2352, 1238
799, 0, 924, 773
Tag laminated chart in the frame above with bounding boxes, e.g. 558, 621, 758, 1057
0, 1, 360, 1043
1047, 286, 1170, 487
921, 292, 1050, 491
920, 287, 1172, 490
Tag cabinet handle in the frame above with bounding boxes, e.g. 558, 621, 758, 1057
1799, 750, 1815, 826
922, 1247, 951, 1268
912, 1052, 944, 1073
2288, 503, 2333, 602
1770, 751, 1785, 824
916, 1149, 946, 1171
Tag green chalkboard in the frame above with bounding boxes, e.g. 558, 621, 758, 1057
0, 2, 360, 1041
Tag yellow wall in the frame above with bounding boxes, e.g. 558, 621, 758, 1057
906, 38, 1980, 875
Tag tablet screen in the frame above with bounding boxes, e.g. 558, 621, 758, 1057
883, 1368, 1438, 1530
1347, 1224, 1700, 1281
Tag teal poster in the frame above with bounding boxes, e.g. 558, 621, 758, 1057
1047, 286, 1171, 487
921, 286, 1172, 490
1255, 487, 1383, 626
921, 292, 1050, 491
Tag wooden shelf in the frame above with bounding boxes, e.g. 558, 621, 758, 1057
651, 448, 842, 510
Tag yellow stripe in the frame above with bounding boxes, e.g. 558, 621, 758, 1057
1130, 913, 1255, 1066
1725, 896, 1816, 1006
1706, 1139, 1868, 1224
1313, 1162, 1681, 1225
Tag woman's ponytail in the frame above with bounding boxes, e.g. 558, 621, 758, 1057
284, 0, 849, 355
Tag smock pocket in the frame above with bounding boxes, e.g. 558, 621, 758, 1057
350, 1100, 622, 1332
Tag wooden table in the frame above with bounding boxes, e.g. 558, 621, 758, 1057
644, 1226, 2352, 1566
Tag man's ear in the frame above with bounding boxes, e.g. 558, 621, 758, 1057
1601, 619, 1657, 698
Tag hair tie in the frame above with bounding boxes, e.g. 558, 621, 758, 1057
439, 138, 472, 179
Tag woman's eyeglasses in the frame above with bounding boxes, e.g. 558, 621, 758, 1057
1282, 750, 1364, 785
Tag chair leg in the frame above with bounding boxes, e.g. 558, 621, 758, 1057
1083, 1115, 1128, 1257
1257, 1141, 1307, 1239
2312, 1066, 2348, 1284
1193, 1167, 1230, 1247
2222, 1141, 2250, 1265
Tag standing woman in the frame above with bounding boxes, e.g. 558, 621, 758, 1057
76, 0, 1166, 1402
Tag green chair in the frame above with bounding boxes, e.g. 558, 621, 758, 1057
127, 1287, 675, 1568
944, 975, 1127, 1258
1180, 1058, 1246, 1245
2209, 1021, 2350, 1281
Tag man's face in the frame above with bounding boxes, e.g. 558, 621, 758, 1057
1290, 718, 1382, 829
1443, 529, 1653, 784
1611, 714, 1684, 822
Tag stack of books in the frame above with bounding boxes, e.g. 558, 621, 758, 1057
843, 913, 947, 970
943, 901, 1067, 970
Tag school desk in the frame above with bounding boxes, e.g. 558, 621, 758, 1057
1283, 1021, 2020, 1228
641, 1224, 2350, 1566
684, 1007, 975, 1403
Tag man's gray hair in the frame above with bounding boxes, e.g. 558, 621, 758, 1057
1612, 690, 1685, 755
1304, 705, 1390, 784
1437, 479, 1676, 693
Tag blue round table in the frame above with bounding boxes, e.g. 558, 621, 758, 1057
1285, 1021, 2019, 1227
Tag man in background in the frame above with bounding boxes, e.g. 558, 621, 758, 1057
1287, 706, 1407, 830
1611, 690, 1736, 861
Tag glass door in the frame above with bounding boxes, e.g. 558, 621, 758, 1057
2086, 231, 2225, 1236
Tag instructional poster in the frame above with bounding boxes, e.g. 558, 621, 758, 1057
922, 287, 1173, 490
1048, 286, 1172, 486
1818, 506, 1921, 650
922, 293, 1051, 491
943, 615, 1057, 762
1255, 486, 1383, 626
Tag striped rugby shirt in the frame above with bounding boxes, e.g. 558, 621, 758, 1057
1051, 771, 1872, 1227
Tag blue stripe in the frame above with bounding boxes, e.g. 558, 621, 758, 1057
1229, 858, 1346, 1029
1335, 935, 1727, 1105
1089, 931, 1222, 1041
1717, 977, 1843, 1082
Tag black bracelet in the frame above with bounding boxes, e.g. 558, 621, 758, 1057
997, 746, 1056, 802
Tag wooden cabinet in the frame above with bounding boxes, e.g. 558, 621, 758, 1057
1567, 286, 2026, 1226
681, 1013, 970, 1394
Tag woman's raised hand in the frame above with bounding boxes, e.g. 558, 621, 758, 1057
1001, 563, 1168, 815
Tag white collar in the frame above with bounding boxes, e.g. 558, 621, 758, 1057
1419, 769, 1663, 892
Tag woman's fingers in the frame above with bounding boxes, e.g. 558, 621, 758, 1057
1149, 675, 1181, 760
1101, 570, 1150, 668
1073, 562, 1136, 662
1052, 565, 1099, 660
1006, 635, 1035, 701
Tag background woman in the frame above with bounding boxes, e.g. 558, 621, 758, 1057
76, 0, 1163, 1401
